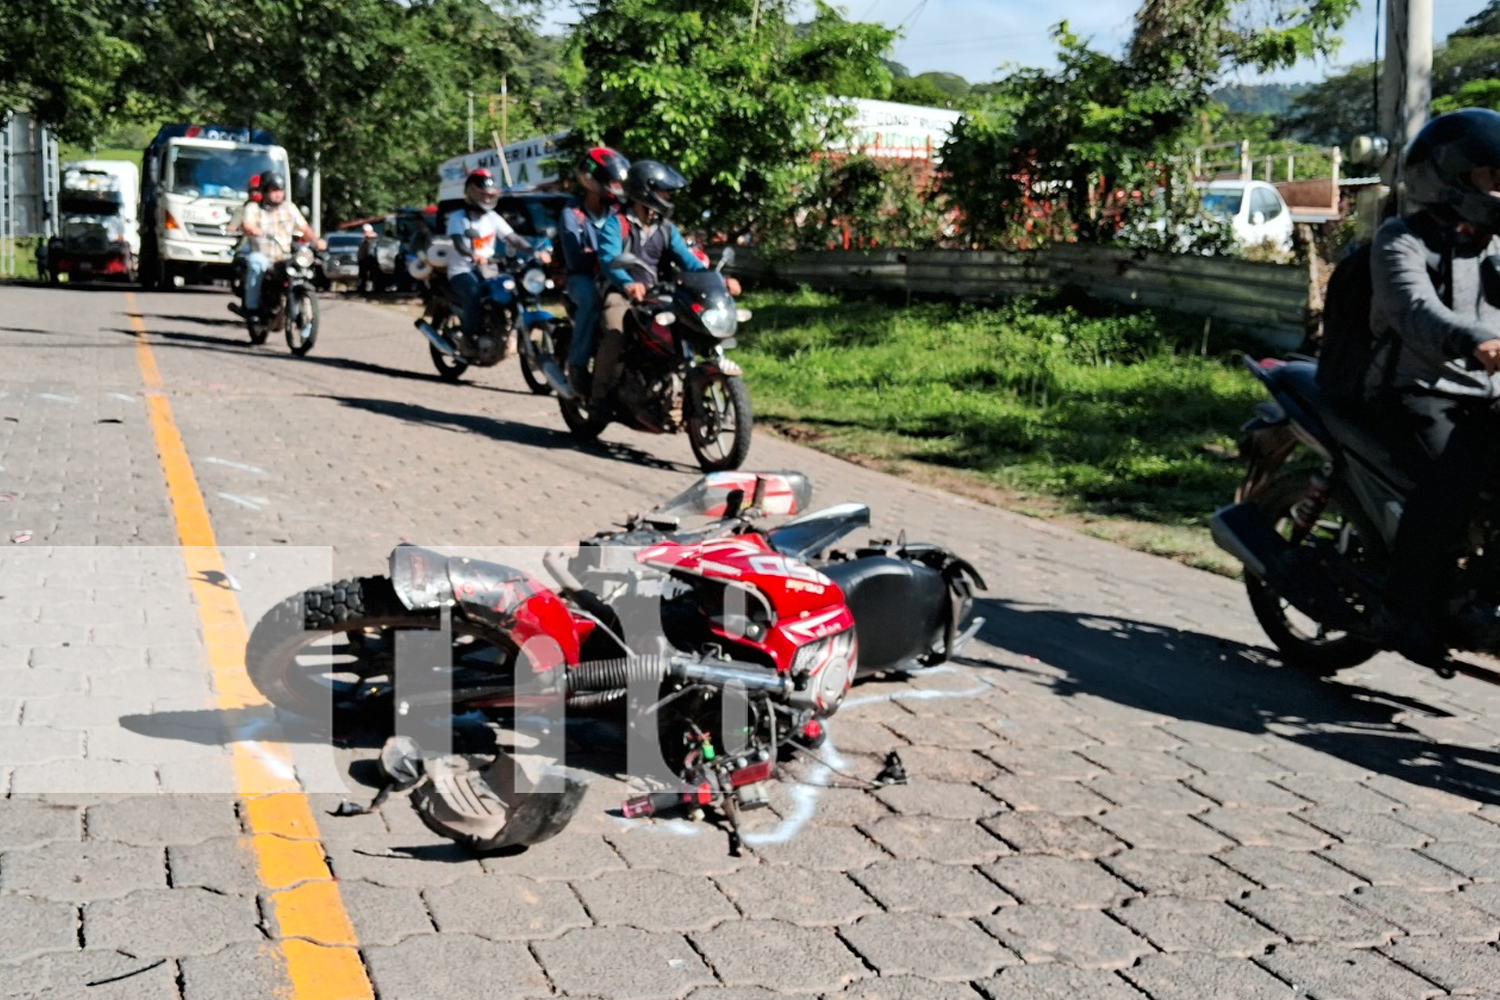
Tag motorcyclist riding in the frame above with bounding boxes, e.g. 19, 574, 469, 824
592, 159, 740, 408
229, 172, 322, 318
560, 146, 630, 399
446, 169, 539, 355
1364, 108, 1500, 662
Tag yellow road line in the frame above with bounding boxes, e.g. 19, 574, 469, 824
127, 294, 373, 1000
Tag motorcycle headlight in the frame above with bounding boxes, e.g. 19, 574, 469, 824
699, 303, 737, 338
521, 267, 547, 296
293, 246, 315, 269
791, 627, 858, 716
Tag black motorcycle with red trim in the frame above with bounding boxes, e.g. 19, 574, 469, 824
244, 471, 985, 852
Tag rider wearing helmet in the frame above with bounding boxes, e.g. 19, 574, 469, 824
1367, 108, 1500, 661
230, 170, 322, 317
589, 160, 740, 406
445, 169, 538, 350
560, 147, 630, 397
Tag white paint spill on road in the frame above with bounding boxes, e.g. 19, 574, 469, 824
203, 456, 267, 475
105, 392, 138, 404
215, 493, 266, 510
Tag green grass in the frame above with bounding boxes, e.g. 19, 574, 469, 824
733, 287, 1268, 573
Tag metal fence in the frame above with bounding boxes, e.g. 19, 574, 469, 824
733, 245, 1312, 351
1, 112, 59, 276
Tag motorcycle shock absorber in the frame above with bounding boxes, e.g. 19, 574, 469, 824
1288, 472, 1330, 545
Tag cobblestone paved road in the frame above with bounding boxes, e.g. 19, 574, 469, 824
3, 280, 1500, 999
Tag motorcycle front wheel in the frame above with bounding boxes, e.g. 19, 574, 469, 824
518, 321, 559, 396
245, 575, 525, 725
286, 288, 319, 355
246, 315, 270, 346
1244, 470, 1380, 674
687, 371, 753, 472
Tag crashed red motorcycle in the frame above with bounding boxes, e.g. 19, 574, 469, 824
244, 471, 984, 851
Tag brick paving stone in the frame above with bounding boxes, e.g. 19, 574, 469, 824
0, 798, 81, 849
1236, 890, 1402, 947
571, 867, 740, 932
974, 965, 1143, 999
1255, 942, 1447, 1000
532, 926, 715, 998
83, 887, 262, 958
1379, 937, 1500, 994
980, 812, 1124, 859
164, 837, 263, 896
797, 786, 895, 829
1359, 773, 1482, 811
1419, 842, 1500, 883
1318, 844, 1469, 891
692, 919, 869, 992
0, 727, 83, 766
1388, 806, 1500, 846
1183, 775, 1310, 810
1188, 743, 1298, 778
605, 824, 757, 876
1295, 805, 1431, 847
714, 866, 882, 926
978, 856, 1135, 909
323, 836, 486, 888
887, 746, 1004, 784
1110, 895, 1283, 956
979, 748, 1104, 782
851, 858, 1014, 916
1077, 745, 1199, 781
3, 949, 182, 1000
0, 841, 164, 901
830, 975, 982, 999
0, 894, 78, 964
871, 781, 1001, 821
424, 874, 592, 940
684, 989, 786, 1000
1343, 885, 1500, 942
859, 816, 1009, 863
978, 905, 1154, 970
84, 795, 240, 846
178, 940, 290, 1000
1194, 808, 1333, 850
1085, 808, 1232, 854
1464, 883, 1500, 919
880, 716, 1002, 751
827, 719, 906, 757
839, 912, 1018, 980
983, 718, 1097, 750
1271, 775, 1405, 812
1217, 846, 1369, 895
1100, 848, 1257, 899
1121, 953, 1293, 1000
1159, 720, 1273, 752
0, 669, 87, 700
472, 832, 628, 882
751, 824, 890, 872
1085, 776, 1214, 813
334, 879, 434, 946
980, 777, 1111, 817
10, 759, 159, 795
366, 932, 552, 1000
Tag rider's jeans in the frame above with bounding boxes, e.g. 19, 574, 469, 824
243, 251, 272, 310
565, 274, 600, 368
449, 270, 482, 340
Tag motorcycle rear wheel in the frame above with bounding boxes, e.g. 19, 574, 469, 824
1244, 471, 1380, 674
518, 321, 558, 396
687, 372, 753, 472
430, 312, 469, 382
245, 575, 524, 725
286, 288, 319, 355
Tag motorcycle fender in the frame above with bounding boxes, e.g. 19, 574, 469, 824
521, 309, 555, 326
694, 358, 742, 379
1235, 419, 1299, 503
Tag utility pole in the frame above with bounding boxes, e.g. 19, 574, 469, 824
1380, 0, 1433, 211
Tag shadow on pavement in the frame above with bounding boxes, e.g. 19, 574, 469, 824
974, 597, 1500, 806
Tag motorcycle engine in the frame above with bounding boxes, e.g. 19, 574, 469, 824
619, 371, 680, 432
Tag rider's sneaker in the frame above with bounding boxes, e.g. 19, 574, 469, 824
1382, 612, 1450, 669
566, 364, 591, 400
227, 301, 246, 317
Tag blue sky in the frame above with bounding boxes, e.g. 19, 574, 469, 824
541, 1, 1489, 86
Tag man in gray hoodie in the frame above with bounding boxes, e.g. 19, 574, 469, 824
1367, 108, 1500, 660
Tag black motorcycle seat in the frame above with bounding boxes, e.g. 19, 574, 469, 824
1275, 362, 1417, 495
823, 555, 948, 674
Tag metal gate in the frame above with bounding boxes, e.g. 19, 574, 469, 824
1, 112, 60, 277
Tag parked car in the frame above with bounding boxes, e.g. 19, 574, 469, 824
1198, 179, 1294, 252
334, 219, 406, 291
315, 232, 364, 289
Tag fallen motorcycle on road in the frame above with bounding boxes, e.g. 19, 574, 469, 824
244, 471, 985, 852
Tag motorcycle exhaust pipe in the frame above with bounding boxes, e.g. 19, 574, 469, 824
1211, 502, 1365, 633
415, 318, 457, 356
566, 654, 792, 699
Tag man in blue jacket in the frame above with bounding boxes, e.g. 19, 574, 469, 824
559, 147, 629, 399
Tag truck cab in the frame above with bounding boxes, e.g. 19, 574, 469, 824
49, 160, 140, 283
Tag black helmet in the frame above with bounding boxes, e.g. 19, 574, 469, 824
579, 147, 630, 200
1405, 108, 1500, 230
464, 169, 500, 211
260, 171, 286, 193
624, 160, 686, 219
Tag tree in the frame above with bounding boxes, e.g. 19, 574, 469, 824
565, 0, 895, 242
0, 0, 142, 143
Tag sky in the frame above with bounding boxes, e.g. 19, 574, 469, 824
541, 1, 1490, 87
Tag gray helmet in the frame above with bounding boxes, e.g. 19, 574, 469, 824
1404, 108, 1500, 230
623, 160, 686, 219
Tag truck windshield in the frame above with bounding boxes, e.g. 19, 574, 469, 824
164, 145, 285, 200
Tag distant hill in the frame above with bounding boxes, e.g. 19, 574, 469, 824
1212, 83, 1314, 116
